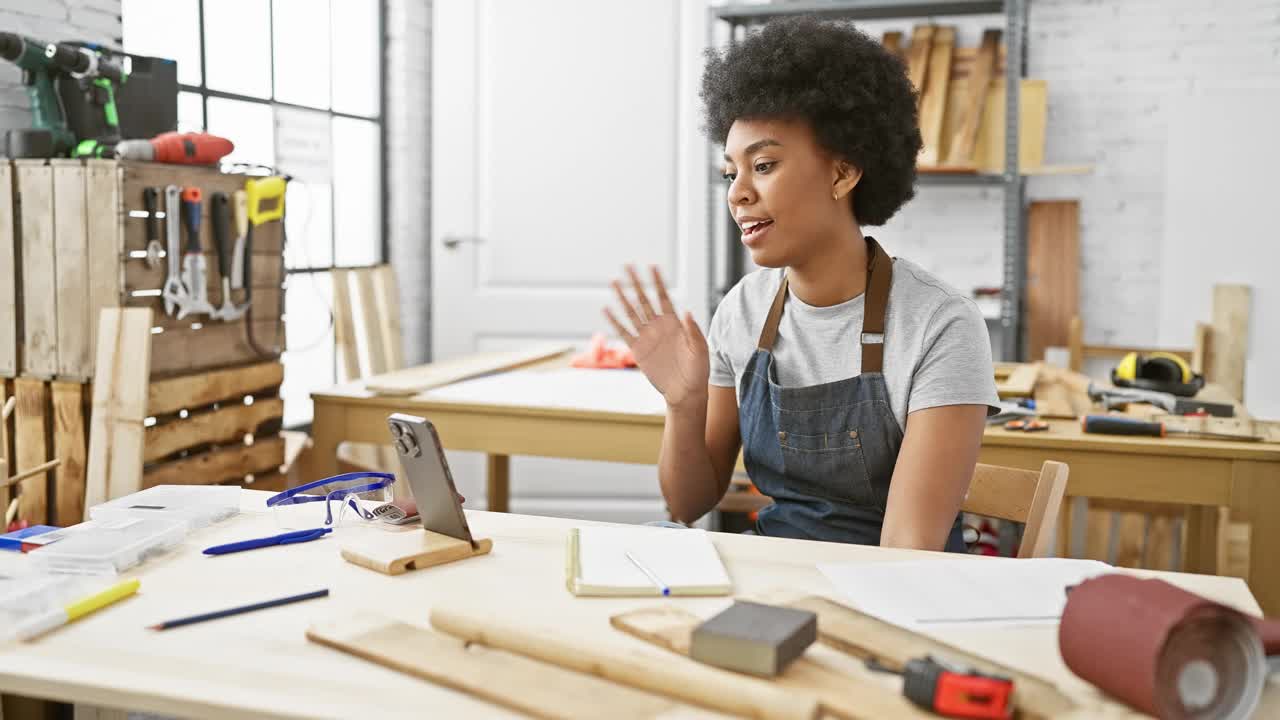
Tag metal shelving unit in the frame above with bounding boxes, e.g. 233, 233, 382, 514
707, 0, 1028, 361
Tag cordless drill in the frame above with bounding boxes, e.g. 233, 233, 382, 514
43, 41, 129, 158
0, 32, 74, 158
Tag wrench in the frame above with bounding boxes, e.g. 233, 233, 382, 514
160, 185, 191, 317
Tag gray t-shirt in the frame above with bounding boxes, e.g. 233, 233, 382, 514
708, 258, 1000, 432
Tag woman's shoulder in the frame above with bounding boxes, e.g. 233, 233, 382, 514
889, 257, 982, 317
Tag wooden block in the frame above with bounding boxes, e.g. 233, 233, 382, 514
1026, 201, 1080, 363
143, 397, 283, 463
340, 528, 493, 576
85, 160, 124, 379
917, 26, 955, 167
993, 362, 1038, 398
331, 269, 359, 382
147, 361, 283, 417
149, 320, 283, 377
354, 269, 389, 376
142, 435, 284, 488
1032, 365, 1093, 419
612, 606, 933, 720
14, 378, 51, 525
0, 162, 16, 377
430, 605, 822, 720
904, 25, 934, 95
784, 595, 1082, 719
52, 161, 92, 381
945, 29, 1000, 166
50, 381, 88, 525
16, 161, 57, 378
85, 308, 153, 508
364, 344, 573, 397
1207, 284, 1250, 402
308, 613, 703, 720
974, 79, 1047, 173
372, 265, 405, 372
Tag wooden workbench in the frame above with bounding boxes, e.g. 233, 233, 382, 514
0, 491, 1274, 718
310, 359, 1280, 614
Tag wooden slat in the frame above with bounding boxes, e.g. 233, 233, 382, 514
53, 161, 92, 381
14, 378, 51, 524
16, 161, 57, 378
372, 265, 405, 372
0, 382, 11, 510
881, 30, 903, 59
85, 160, 124, 380
960, 463, 1039, 523
1026, 200, 1080, 363
904, 25, 934, 95
142, 435, 285, 487
85, 308, 153, 507
354, 269, 389, 376
916, 26, 954, 167
1207, 284, 1250, 402
332, 269, 359, 383
944, 29, 999, 166
1112, 512, 1147, 568
993, 362, 1037, 398
144, 397, 283, 463
147, 361, 283, 416
150, 320, 284, 377
364, 344, 573, 397
0, 162, 16, 377
973, 78, 1047, 173
51, 381, 88, 525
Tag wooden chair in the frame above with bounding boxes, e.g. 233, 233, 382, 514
717, 460, 1069, 558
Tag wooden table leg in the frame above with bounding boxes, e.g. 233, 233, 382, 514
486, 454, 510, 513
310, 401, 343, 480
1229, 460, 1280, 615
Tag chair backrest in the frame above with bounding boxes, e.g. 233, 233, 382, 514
961, 461, 1068, 558
332, 265, 406, 382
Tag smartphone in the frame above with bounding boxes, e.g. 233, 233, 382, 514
386, 413, 475, 545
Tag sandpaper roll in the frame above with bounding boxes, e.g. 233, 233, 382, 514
1060, 574, 1267, 719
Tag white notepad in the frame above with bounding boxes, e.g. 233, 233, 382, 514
566, 526, 732, 597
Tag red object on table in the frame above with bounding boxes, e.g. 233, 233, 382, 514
571, 334, 636, 369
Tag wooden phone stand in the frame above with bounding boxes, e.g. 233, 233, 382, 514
340, 527, 493, 576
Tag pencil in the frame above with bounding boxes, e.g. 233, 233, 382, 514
148, 589, 330, 631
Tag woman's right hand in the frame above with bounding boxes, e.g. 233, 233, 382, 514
604, 266, 709, 411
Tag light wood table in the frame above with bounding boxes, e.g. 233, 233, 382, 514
310, 363, 1280, 614
0, 491, 1275, 718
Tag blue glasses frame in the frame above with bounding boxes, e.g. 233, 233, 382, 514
265, 471, 396, 526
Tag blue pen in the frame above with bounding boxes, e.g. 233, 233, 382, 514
203, 528, 332, 556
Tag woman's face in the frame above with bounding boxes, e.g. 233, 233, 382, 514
722, 117, 860, 269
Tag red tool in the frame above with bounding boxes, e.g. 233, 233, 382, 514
113, 131, 234, 164
871, 656, 1013, 719
1081, 415, 1261, 441
1003, 418, 1048, 432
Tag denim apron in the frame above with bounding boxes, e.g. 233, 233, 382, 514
739, 237, 966, 551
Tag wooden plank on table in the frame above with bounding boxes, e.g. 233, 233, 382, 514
149, 320, 283, 377
1026, 200, 1080, 363
783, 595, 1082, 719
308, 613, 704, 720
14, 378, 51, 525
364, 344, 575, 397
944, 29, 999, 167
916, 26, 954, 167
143, 435, 284, 488
1206, 284, 1250, 402
52, 161, 92, 381
372, 265, 405, 372
881, 30, 903, 59
331, 269, 359, 382
1031, 365, 1092, 419
144, 397, 283, 463
16, 161, 57, 378
611, 606, 931, 720
85, 160, 123, 380
0, 162, 16, 377
50, 381, 88, 525
84, 308, 153, 507
147, 361, 283, 416
974, 79, 1047, 173
993, 362, 1038, 398
354, 269, 389, 376
904, 25, 934, 95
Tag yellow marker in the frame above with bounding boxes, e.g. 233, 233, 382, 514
17, 579, 140, 641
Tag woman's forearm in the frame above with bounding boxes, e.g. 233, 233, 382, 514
657, 393, 722, 523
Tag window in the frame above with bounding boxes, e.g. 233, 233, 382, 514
123, 0, 385, 427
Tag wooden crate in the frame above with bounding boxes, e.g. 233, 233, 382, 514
2, 361, 286, 527
3, 159, 285, 382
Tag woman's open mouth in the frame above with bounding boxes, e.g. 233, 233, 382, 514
741, 219, 774, 246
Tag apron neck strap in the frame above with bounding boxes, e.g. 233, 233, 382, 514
756, 236, 893, 374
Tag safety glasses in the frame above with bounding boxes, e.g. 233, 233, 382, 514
265, 472, 395, 530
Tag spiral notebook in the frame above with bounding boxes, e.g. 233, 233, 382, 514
566, 526, 732, 597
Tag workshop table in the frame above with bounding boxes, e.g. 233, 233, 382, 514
1, 491, 1275, 718
311, 359, 1280, 614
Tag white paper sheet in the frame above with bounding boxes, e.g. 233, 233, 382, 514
818, 557, 1114, 629
576, 526, 731, 593
420, 368, 666, 415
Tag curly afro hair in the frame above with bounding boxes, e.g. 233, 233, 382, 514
701, 17, 922, 226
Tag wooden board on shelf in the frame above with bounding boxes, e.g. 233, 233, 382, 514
1026, 201, 1080, 363
916, 26, 955, 167
881, 30, 903, 59
974, 78, 1047, 173
993, 362, 1038, 399
904, 25, 934, 94
944, 29, 1000, 167
0, 163, 16, 377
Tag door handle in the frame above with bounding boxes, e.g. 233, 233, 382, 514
442, 235, 484, 250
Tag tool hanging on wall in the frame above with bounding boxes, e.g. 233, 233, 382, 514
178, 186, 216, 319
142, 186, 163, 269
1081, 415, 1262, 442
161, 184, 193, 317
209, 192, 248, 322
242, 176, 287, 356
0, 32, 75, 157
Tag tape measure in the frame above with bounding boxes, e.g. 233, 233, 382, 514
245, 175, 286, 226
870, 656, 1014, 719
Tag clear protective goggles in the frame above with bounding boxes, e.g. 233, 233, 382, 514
265, 471, 395, 530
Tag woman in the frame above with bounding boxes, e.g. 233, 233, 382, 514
604, 18, 999, 552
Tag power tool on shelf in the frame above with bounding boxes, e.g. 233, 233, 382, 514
42, 41, 130, 158
0, 32, 75, 158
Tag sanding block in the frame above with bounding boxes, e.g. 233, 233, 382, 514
691, 600, 817, 677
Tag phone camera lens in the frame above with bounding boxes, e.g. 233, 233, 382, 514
389, 422, 405, 438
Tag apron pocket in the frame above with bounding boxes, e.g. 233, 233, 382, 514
777, 428, 876, 508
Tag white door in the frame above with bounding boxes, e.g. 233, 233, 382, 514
431, 0, 710, 522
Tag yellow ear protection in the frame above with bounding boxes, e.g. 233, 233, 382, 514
1111, 352, 1205, 397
